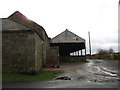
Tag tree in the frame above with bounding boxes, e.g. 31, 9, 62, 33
97, 49, 109, 55
109, 48, 114, 54
97, 48, 114, 59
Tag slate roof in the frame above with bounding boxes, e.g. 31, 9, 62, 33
8, 11, 48, 40
8, 11, 37, 29
51, 29, 85, 43
2, 18, 30, 31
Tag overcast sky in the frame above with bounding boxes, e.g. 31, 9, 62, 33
0, 0, 119, 54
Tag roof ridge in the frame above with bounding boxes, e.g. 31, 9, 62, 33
52, 29, 84, 40
67, 30, 83, 39
51, 29, 85, 43
8, 11, 27, 19
52, 29, 67, 40
8, 11, 49, 38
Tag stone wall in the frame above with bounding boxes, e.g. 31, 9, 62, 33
2, 31, 39, 74
45, 47, 59, 67
42, 32, 50, 66
34, 33, 43, 72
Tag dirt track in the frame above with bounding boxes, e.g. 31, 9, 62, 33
54, 59, 119, 82
3, 59, 119, 88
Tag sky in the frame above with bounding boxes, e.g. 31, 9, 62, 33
0, 0, 119, 54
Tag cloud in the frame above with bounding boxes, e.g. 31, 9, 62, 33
0, 0, 118, 54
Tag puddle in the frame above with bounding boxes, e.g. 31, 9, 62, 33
87, 60, 118, 77
102, 70, 117, 77
94, 60, 103, 63
79, 60, 119, 83
87, 60, 94, 67
55, 76, 71, 80
101, 67, 118, 74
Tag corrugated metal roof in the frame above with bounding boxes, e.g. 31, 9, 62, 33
51, 29, 85, 43
2, 18, 30, 31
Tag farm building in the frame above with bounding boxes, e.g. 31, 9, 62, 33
2, 11, 59, 74
2, 11, 86, 74
8, 11, 50, 66
50, 29, 86, 62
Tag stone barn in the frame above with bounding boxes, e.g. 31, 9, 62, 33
2, 11, 50, 74
2, 11, 60, 74
8, 11, 50, 67
50, 29, 86, 62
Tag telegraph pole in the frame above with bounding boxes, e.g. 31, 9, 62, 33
88, 31, 91, 59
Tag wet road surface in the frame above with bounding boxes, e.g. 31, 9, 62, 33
3, 59, 119, 88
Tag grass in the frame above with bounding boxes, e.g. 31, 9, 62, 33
2, 71, 63, 82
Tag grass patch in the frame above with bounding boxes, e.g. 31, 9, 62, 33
3, 71, 63, 82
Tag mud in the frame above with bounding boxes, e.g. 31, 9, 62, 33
55, 59, 119, 83
3, 59, 119, 88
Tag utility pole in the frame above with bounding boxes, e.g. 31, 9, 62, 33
88, 31, 91, 59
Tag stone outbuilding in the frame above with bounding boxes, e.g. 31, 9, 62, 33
2, 11, 50, 74
8, 11, 50, 66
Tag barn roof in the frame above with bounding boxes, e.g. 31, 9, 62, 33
8, 11, 38, 29
51, 29, 85, 43
2, 18, 30, 31
8, 11, 48, 40
50, 29, 86, 56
